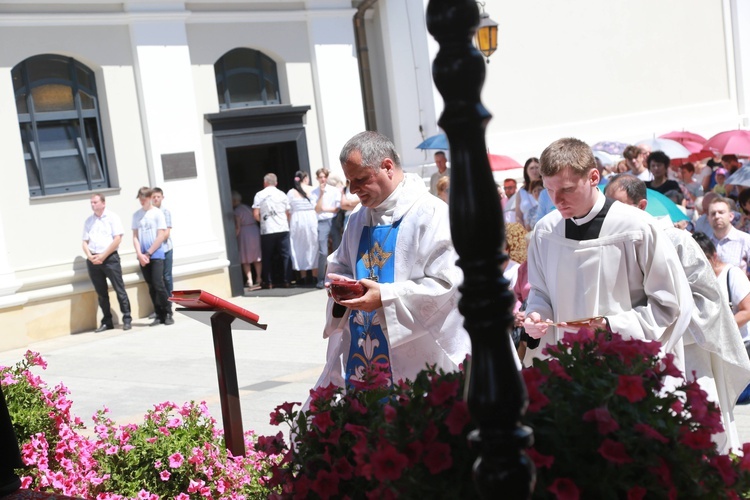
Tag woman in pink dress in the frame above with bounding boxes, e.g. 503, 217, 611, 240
232, 191, 262, 288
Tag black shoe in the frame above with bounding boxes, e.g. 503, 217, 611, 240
260, 282, 272, 290
123, 321, 132, 331
95, 324, 114, 333
164, 314, 174, 326
149, 318, 163, 327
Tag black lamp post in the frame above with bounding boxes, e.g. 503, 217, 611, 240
426, 0, 535, 497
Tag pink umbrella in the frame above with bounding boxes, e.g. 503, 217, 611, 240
488, 154, 522, 171
659, 131, 707, 144
704, 130, 750, 156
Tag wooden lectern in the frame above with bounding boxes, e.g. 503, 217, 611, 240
170, 290, 267, 457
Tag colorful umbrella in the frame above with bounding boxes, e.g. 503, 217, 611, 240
598, 186, 689, 223
725, 165, 750, 188
704, 130, 750, 156
416, 133, 449, 150
488, 154, 522, 171
591, 141, 629, 155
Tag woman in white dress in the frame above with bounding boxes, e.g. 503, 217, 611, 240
515, 157, 542, 231
287, 171, 318, 285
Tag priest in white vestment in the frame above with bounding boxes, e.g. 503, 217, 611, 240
606, 174, 750, 452
523, 138, 693, 375
310, 131, 473, 392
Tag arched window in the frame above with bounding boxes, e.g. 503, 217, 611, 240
12, 55, 109, 197
214, 48, 281, 109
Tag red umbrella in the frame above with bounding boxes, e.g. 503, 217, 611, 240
704, 130, 750, 156
488, 153, 522, 171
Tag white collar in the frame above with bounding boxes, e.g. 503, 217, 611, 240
570, 190, 605, 226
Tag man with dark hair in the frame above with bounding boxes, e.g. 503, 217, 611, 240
132, 187, 173, 326
606, 174, 750, 452
312, 131, 473, 391
151, 187, 173, 296
708, 197, 750, 276
523, 138, 691, 370
311, 168, 341, 289
83, 193, 132, 332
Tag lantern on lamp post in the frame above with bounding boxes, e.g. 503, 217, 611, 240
474, 4, 498, 62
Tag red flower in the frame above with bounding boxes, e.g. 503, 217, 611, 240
615, 375, 647, 403
740, 443, 750, 471
310, 469, 339, 498
561, 327, 595, 347
255, 431, 286, 454
597, 439, 632, 464
627, 486, 647, 500
383, 404, 397, 423
546, 359, 572, 381
319, 428, 342, 445
649, 457, 673, 488
423, 441, 453, 474
422, 421, 439, 443
684, 383, 722, 430
344, 423, 369, 439
370, 441, 408, 481
523, 367, 551, 412
678, 426, 713, 450
633, 423, 668, 444
582, 407, 619, 435
309, 384, 338, 411
710, 455, 738, 486
312, 411, 335, 434
405, 441, 424, 466
336, 457, 354, 480
547, 477, 580, 500
290, 474, 311, 497
445, 400, 471, 435
348, 397, 368, 415
659, 353, 683, 378
526, 448, 554, 469
427, 378, 459, 406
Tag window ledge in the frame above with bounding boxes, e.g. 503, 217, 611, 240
29, 186, 122, 205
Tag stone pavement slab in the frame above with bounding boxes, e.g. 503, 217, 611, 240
0, 289, 330, 439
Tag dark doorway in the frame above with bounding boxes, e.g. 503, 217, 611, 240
206, 105, 311, 296
227, 142, 300, 207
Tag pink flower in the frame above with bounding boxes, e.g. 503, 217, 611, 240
710, 455, 738, 486
168, 452, 184, 468
383, 404, 397, 423
582, 407, 619, 435
159, 470, 170, 481
427, 378, 459, 406
597, 439, 632, 464
615, 375, 647, 403
679, 427, 713, 450
547, 477, 580, 500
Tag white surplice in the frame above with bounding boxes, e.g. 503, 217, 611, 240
312, 174, 473, 390
660, 217, 750, 452
525, 195, 693, 373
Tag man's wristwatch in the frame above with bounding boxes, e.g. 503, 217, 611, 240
145, 251, 151, 257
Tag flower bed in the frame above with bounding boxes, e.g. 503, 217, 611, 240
6, 328, 750, 499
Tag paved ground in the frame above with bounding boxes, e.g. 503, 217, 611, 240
2, 287, 750, 445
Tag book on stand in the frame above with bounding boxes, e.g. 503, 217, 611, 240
169, 289, 260, 323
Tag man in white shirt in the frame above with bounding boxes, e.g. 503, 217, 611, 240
311, 168, 342, 288
253, 173, 292, 289
151, 187, 173, 295
132, 187, 172, 326
622, 145, 653, 182
82, 193, 132, 332
523, 138, 692, 368
429, 151, 450, 195
708, 197, 750, 277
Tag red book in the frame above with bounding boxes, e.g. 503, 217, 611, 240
169, 290, 260, 323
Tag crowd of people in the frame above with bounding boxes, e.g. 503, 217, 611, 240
232, 170, 361, 291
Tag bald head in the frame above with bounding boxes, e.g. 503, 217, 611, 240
605, 174, 648, 210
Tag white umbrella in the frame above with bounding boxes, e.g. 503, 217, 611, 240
725, 164, 750, 188
636, 138, 691, 159
593, 150, 619, 167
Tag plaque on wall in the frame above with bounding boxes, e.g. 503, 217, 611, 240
162, 152, 197, 180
